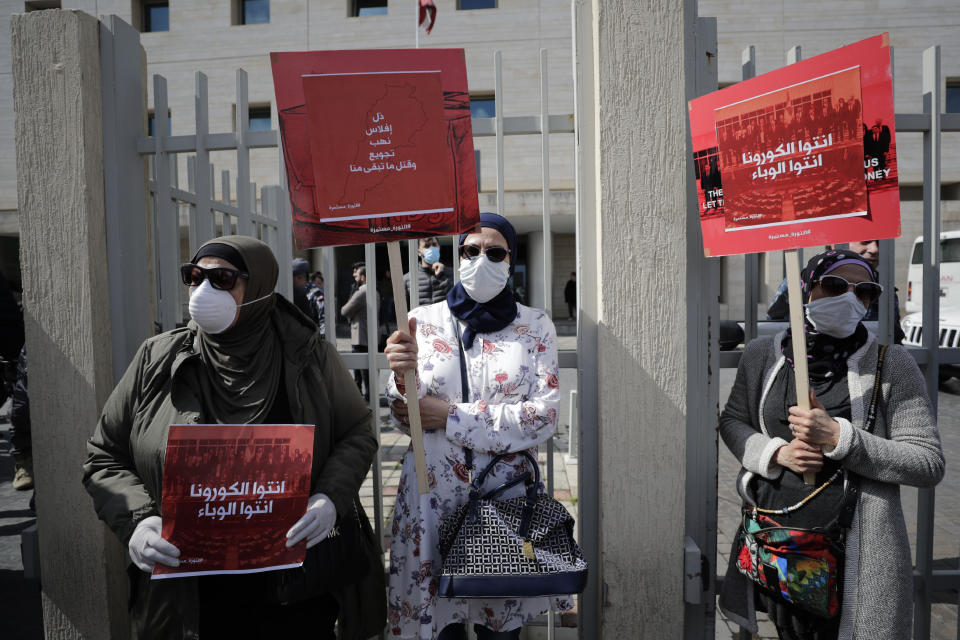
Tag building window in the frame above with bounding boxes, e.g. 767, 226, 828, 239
137, 1, 169, 32
147, 110, 171, 136
24, 1, 61, 11
947, 80, 960, 113
351, 0, 387, 17
248, 105, 272, 132
233, 0, 269, 25
458, 0, 496, 8
470, 95, 496, 119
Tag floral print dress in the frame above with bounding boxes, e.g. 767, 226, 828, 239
385, 301, 570, 639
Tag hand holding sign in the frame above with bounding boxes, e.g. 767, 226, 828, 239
773, 438, 824, 476
788, 389, 841, 450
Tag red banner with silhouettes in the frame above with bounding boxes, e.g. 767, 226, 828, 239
688, 33, 900, 257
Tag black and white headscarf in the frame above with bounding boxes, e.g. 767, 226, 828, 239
781, 249, 877, 382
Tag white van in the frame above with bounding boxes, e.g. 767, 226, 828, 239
904, 230, 960, 314
901, 231, 960, 371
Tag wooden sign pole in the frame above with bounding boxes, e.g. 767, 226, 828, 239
387, 241, 430, 494
784, 248, 816, 485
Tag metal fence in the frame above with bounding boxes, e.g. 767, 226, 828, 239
723, 44, 960, 639
138, 69, 294, 333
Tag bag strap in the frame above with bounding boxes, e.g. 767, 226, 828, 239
454, 321, 475, 477
836, 343, 888, 530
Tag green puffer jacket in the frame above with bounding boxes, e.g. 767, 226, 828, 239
82, 296, 386, 639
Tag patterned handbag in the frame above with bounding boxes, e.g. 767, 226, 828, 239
735, 509, 843, 618
436, 449, 588, 598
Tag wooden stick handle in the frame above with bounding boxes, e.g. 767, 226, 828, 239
785, 248, 816, 486
387, 241, 430, 495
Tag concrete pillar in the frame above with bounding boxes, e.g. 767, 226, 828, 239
12, 10, 130, 639
576, 0, 698, 636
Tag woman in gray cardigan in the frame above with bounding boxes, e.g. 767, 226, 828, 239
718, 250, 944, 640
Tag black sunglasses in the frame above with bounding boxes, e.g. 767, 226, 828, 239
459, 244, 511, 263
180, 263, 249, 291
816, 274, 884, 304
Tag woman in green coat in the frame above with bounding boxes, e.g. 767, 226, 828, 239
83, 236, 386, 639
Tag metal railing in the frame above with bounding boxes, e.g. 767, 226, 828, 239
140, 69, 294, 332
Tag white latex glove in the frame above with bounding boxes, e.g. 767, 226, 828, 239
128, 516, 180, 572
285, 493, 337, 549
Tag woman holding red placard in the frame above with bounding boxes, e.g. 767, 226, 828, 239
83, 236, 385, 640
717, 249, 943, 639
384, 213, 571, 640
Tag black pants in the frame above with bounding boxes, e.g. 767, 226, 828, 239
436, 623, 522, 640
351, 344, 369, 399
198, 574, 338, 639
567, 303, 576, 319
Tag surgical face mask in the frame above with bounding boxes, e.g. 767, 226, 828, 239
188, 280, 271, 335
422, 246, 440, 265
805, 291, 867, 338
459, 255, 510, 303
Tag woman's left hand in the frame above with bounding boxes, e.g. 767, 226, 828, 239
391, 395, 451, 431
787, 389, 841, 448
286, 493, 337, 548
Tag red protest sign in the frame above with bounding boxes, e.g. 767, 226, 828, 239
689, 34, 900, 257
154, 424, 314, 579
303, 71, 453, 230
271, 49, 480, 248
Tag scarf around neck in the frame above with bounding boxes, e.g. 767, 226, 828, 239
187, 235, 283, 424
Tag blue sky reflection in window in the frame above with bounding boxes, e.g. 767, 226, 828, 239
243, 0, 270, 24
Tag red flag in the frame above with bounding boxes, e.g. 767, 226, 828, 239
419, 0, 436, 34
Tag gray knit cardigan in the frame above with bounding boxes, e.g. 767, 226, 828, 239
719, 333, 944, 639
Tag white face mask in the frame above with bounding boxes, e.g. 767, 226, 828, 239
805, 291, 867, 338
459, 255, 510, 303
188, 280, 271, 335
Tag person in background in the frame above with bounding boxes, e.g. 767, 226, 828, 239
384, 213, 569, 640
82, 236, 385, 639
564, 272, 577, 320
766, 241, 904, 344
404, 236, 452, 307
341, 264, 378, 402
309, 270, 326, 335
719, 249, 943, 639
0, 271, 26, 486
10, 346, 31, 493
292, 258, 315, 323
0, 271, 23, 366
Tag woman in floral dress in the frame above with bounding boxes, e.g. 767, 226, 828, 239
384, 213, 570, 640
